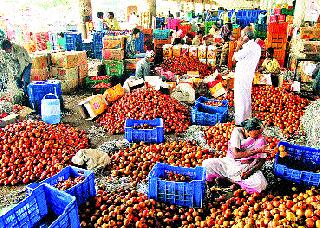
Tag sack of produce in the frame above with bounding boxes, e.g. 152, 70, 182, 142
31, 54, 48, 69
207, 45, 217, 59
189, 45, 198, 58
198, 45, 207, 59
172, 45, 182, 57
162, 44, 173, 58
181, 45, 189, 57
171, 83, 195, 103
30, 69, 48, 82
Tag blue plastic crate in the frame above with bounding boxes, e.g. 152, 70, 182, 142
153, 29, 170, 40
82, 42, 93, 51
28, 80, 62, 101
125, 118, 164, 144
148, 163, 206, 208
26, 166, 96, 206
191, 102, 228, 126
0, 184, 79, 228
274, 142, 320, 187
65, 33, 82, 51
93, 31, 105, 45
155, 17, 165, 29
195, 96, 228, 114
93, 50, 102, 59
135, 33, 145, 53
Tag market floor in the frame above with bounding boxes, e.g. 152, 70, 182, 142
61, 89, 123, 148
0, 90, 122, 209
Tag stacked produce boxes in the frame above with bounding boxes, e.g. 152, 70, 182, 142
76, 51, 89, 86
266, 23, 288, 67
50, 52, 79, 93
30, 53, 49, 82
102, 35, 125, 85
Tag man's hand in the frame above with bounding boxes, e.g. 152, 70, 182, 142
235, 39, 244, 52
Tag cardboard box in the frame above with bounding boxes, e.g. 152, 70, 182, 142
102, 49, 125, 61
78, 95, 108, 119
163, 44, 173, 58
51, 52, 78, 69
51, 67, 79, 81
124, 58, 140, 70
31, 54, 48, 69
79, 64, 89, 79
102, 36, 125, 49
61, 78, 79, 94
75, 51, 88, 65
30, 69, 49, 82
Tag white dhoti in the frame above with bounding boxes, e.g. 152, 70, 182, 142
202, 157, 268, 193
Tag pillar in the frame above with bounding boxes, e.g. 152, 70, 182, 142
147, 0, 156, 28
78, 0, 92, 39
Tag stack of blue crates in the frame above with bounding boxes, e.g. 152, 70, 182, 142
27, 80, 63, 113
93, 31, 105, 59
155, 17, 165, 29
135, 32, 145, 53
82, 41, 94, 58
65, 32, 83, 51
48, 32, 58, 50
236, 10, 267, 28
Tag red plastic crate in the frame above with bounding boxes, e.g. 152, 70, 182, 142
179, 24, 192, 37
142, 28, 153, 35
278, 15, 286, 22
268, 23, 288, 35
269, 15, 278, 23
273, 8, 281, 15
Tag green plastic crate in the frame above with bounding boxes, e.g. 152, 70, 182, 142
85, 76, 112, 88
103, 60, 124, 77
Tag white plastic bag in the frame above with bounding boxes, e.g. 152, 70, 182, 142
72, 149, 111, 170
291, 81, 301, 92
123, 77, 145, 93
171, 83, 195, 103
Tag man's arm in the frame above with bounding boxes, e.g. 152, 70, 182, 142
233, 45, 251, 62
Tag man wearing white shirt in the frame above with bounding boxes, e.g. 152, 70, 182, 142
232, 27, 261, 126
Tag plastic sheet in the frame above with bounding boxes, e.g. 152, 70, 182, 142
301, 100, 320, 148
98, 139, 130, 155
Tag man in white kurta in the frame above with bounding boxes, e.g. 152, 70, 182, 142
233, 28, 261, 125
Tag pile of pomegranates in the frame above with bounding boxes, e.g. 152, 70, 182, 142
160, 57, 212, 77
163, 171, 192, 182
54, 176, 85, 191
132, 124, 155, 130
204, 100, 226, 107
204, 122, 235, 157
97, 87, 190, 134
79, 188, 208, 228
79, 186, 320, 228
110, 141, 215, 182
204, 187, 320, 227
252, 86, 309, 135
0, 120, 88, 185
